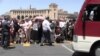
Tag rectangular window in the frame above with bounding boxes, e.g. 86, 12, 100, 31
84, 4, 100, 21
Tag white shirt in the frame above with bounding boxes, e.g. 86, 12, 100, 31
42, 19, 52, 32
19, 22, 28, 32
33, 23, 38, 31
28, 20, 32, 27
59, 22, 66, 28
23, 20, 32, 31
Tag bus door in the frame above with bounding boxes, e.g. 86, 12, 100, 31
82, 4, 100, 39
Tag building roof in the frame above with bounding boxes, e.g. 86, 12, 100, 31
10, 9, 50, 12
49, 3, 57, 6
58, 11, 68, 15
49, 3, 58, 7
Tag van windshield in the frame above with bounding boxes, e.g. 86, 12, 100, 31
85, 4, 100, 21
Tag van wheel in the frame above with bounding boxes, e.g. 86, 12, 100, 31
90, 44, 100, 56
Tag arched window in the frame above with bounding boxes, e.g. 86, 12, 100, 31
21, 15, 24, 19
29, 15, 32, 18
33, 15, 36, 18
17, 15, 20, 19
25, 15, 28, 17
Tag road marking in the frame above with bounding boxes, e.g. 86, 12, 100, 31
61, 44, 74, 53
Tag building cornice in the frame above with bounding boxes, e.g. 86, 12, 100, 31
10, 9, 50, 12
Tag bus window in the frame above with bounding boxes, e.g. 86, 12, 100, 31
83, 5, 100, 21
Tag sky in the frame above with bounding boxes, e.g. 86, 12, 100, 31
0, 0, 85, 15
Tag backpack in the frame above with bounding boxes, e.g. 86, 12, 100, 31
50, 23, 55, 29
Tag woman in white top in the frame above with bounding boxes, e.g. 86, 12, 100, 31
31, 19, 39, 44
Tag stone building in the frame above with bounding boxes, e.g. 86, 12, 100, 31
9, 3, 68, 20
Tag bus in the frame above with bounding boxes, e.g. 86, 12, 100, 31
72, 0, 100, 56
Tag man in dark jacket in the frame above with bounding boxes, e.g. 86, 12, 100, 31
1, 16, 11, 48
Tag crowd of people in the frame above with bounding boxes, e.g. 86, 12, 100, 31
0, 16, 75, 49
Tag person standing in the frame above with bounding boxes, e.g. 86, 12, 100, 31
13, 19, 20, 42
0, 19, 2, 44
37, 20, 43, 43
31, 19, 38, 44
1, 16, 11, 48
40, 17, 52, 46
10, 19, 20, 44
24, 18, 32, 43
50, 20, 55, 43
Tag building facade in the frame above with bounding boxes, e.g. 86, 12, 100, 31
9, 3, 68, 20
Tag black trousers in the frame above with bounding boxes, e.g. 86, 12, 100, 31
41, 30, 52, 45
1, 32, 10, 47
31, 30, 38, 42
10, 32, 16, 43
38, 28, 42, 43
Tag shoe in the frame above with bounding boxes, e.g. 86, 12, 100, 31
48, 43, 54, 46
3, 45, 15, 49
40, 44, 44, 46
36, 42, 39, 44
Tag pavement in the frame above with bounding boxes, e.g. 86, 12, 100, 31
62, 41, 90, 56
0, 41, 90, 56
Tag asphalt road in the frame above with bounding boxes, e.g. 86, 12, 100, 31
0, 42, 90, 56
